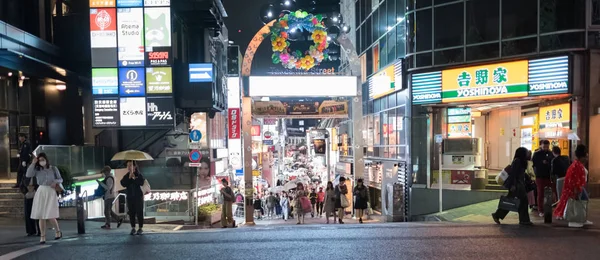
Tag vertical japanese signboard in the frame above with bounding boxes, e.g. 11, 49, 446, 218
228, 108, 241, 139
117, 8, 144, 67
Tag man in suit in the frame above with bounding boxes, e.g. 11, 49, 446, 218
13, 133, 31, 188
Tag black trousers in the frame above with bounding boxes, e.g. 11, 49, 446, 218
317, 202, 324, 215
127, 198, 144, 229
24, 198, 39, 235
494, 190, 531, 223
16, 166, 26, 186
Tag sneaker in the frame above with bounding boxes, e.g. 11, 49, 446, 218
568, 222, 584, 228
584, 220, 594, 226
130, 229, 136, 235
100, 225, 111, 229
117, 218, 123, 228
538, 213, 544, 217
136, 229, 143, 235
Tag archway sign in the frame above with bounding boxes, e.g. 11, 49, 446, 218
240, 15, 363, 226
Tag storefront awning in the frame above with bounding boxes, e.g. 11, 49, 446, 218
0, 49, 85, 84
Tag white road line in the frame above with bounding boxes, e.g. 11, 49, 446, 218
0, 245, 51, 260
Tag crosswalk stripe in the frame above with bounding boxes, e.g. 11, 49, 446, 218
0, 245, 51, 260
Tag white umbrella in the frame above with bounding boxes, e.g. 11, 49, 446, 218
283, 181, 298, 191
270, 186, 284, 193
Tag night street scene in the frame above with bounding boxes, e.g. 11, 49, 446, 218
1, 0, 600, 259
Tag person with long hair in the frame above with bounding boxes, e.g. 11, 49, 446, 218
323, 181, 336, 224
26, 153, 62, 244
353, 178, 369, 223
492, 147, 533, 225
554, 145, 593, 228
280, 191, 290, 221
120, 160, 146, 235
335, 177, 349, 224
295, 183, 308, 224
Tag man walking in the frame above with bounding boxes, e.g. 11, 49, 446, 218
532, 140, 556, 216
220, 179, 235, 228
14, 133, 31, 188
97, 166, 123, 229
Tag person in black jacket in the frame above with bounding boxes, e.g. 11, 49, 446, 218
551, 146, 570, 202
14, 133, 32, 188
492, 147, 533, 226
531, 140, 556, 216
21, 176, 40, 236
120, 161, 145, 235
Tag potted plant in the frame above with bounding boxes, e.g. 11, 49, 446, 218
197, 203, 222, 226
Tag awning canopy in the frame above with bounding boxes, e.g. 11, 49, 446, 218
0, 49, 86, 85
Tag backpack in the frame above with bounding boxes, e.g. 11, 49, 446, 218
94, 176, 113, 198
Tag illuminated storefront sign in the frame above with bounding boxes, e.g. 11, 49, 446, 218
119, 97, 146, 126
144, 191, 188, 201
369, 60, 403, 99
117, 0, 143, 7
228, 108, 241, 139
146, 67, 173, 93
539, 103, 570, 127
93, 98, 119, 127
118, 67, 146, 96
442, 60, 529, 102
144, 0, 171, 6
117, 8, 144, 67
92, 68, 119, 95
90, 0, 116, 8
528, 56, 569, 96
146, 97, 174, 126
411, 71, 442, 104
144, 8, 171, 48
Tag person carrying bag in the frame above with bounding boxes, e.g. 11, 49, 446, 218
492, 147, 533, 226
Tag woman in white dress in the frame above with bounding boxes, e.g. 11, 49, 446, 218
26, 153, 62, 244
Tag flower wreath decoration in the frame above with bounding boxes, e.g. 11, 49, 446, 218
266, 10, 329, 70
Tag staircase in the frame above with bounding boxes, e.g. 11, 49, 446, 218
486, 173, 506, 191
0, 182, 24, 218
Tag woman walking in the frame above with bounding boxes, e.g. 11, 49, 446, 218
120, 161, 146, 235
280, 192, 290, 221
323, 181, 336, 224
335, 177, 349, 224
492, 147, 533, 226
295, 183, 309, 224
26, 153, 62, 244
554, 145, 593, 228
353, 179, 369, 223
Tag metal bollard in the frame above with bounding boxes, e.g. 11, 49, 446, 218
76, 185, 85, 234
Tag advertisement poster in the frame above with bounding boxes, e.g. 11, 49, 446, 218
90, 0, 116, 8
119, 67, 146, 96
119, 97, 146, 126
145, 48, 171, 66
451, 170, 473, 184
90, 8, 117, 67
146, 67, 172, 93
228, 108, 241, 139
92, 68, 119, 95
144, 0, 171, 7
447, 123, 472, 138
117, 0, 143, 7
312, 139, 326, 155
93, 98, 119, 127
252, 100, 348, 117
117, 8, 144, 67
144, 7, 171, 48
146, 97, 174, 126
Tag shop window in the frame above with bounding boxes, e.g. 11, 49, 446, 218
387, 0, 396, 30
434, 47, 464, 66
501, 36, 537, 57
434, 3, 464, 48
416, 9, 432, 52
593, 0, 600, 25
374, 113, 381, 145
415, 52, 432, 67
466, 42, 500, 62
388, 93, 396, 107
466, 0, 499, 44
389, 108, 397, 146
382, 111, 389, 145
387, 32, 396, 65
397, 106, 406, 145
396, 24, 406, 59
502, 0, 537, 39
367, 114, 374, 148
540, 0, 585, 33
540, 32, 585, 52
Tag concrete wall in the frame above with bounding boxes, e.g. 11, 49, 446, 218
410, 187, 505, 216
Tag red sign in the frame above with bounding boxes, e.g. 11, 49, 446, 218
251, 125, 261, 136
451, 170, 473, 184
189, 150, 201, 163
146, 50, 171, 66
228, 108, 241, 139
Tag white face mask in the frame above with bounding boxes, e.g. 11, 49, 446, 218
39, 161, 47, 167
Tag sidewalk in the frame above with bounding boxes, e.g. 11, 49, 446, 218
235, 212, 382, 226
421, 198, 600, 229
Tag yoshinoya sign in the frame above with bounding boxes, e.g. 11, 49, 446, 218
442, 60, 529, 103
411, 72, 442, 104
146, 97, 174, 126
528, 56, 569, 96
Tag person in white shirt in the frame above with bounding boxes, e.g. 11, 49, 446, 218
97, 166, 123, 229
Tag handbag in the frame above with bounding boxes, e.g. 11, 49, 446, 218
496, 169, 509, 186
300, 196, 312, 213
141, 179, 151, 195
25, 178, 36, 199
498, 195, 520, 212
564, 197, 588, 223
367, 202, 374, 215
340, 194, 350, 208
53, 166, 65, 193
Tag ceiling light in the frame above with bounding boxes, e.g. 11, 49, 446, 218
56, 84, 66, 91
20, 76, 25, 80
267, 11, 273, 17
327, 36, 332, 41
284, 0, 290, 6
332, 17, 338, 22
342, 25, 348, 32
7, 72, 12, 77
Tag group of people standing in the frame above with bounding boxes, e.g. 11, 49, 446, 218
493, 140, 592, 228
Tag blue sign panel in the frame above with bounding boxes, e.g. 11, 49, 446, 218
412, 71, 442, 104
189, 150, 201, 162
235, 169, 243, 176
189, 129, 202, 142
117, 0, 143, 7
263, 140, 274, 145
528, 56, 569, 96
119, 68, 146, 96
189, 63, 214, 83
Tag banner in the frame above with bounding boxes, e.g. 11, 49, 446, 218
252, 100, 348, 117
119, 97, 146, 126
228, 108, 241, 139
117, 8, 144, 67
146, 97, 174, 126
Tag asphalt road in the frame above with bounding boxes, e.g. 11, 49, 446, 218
2, 223, 600, 260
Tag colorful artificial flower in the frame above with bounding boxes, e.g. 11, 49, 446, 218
312, 18, 318, 25
299, 55, 315, 70
279, 52, 291, 64
272, 37, 287, 52
280, 31, 288, 39
280, 20, 288, 28
311, 30, 326, 44
309, 49, 324, 62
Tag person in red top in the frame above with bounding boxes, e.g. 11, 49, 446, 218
553, 144, 592, 228
317, 187, 326, 217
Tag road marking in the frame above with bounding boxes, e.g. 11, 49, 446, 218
0, 245, 51, 260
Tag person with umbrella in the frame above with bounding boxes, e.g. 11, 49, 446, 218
120, 160, 146, 235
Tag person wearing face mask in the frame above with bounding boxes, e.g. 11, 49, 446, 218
26, 153, 62, 244
120, 161, 146, 235
280, 192, 290, 221
97, 166, 123, 229
353, 179, 369, 224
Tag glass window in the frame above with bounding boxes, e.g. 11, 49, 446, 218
0, 79, 7, 110
374, 113, 381, 145
540, 32, 585, 52
434, 47, 464, 65
466, 42, 499, 62
407, 12, 416, 53
357, 26, 363, 54
388, 93, 396, 107
434, 0, 458, 5
397, 106, 406, 145
367, 114, 374, 147
415, 52, 432, 67
416, 9, 432, 52
434, 3, 463, 48
380, 40, 387, 69
387, 32, 396, 65
389, 108, 397, 146
372, 9, 379, 41
501, 37, 537, 57
396, 0, 405, 21
366, 16, 373, 50
365, 0, 373, 16
502, 0, 537, 39
378, 5, 387, 40
540, 0, 585, 33
593, 0, 600, 25
362, 116, 368, 143
374, 98, 381, 112
466, 0, 499, 44
356, 0, 362, 27
416, 0, 432, 9
387, 0, 396, 30
366, 46, 373, 75
396, 25, 406, 59
382, 111, 389, 145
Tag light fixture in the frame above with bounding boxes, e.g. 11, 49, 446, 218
342, 25, 349, 32
332, 17, 338, 22
229, 40, 234, 44
267, 11, 273, 17
284, 0, 290, 6
387, 26, 393, 32
55, 84, 66, 91
327, 36, 332, 41
20, 76, 25, 80
7, 72, 12, 77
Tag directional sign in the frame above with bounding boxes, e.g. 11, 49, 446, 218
189, 63, 214, 83
189, 149, 201, 163
189, 129, 202, 142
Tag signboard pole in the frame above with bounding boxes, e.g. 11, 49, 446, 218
195, 170, 199, 226
435, 134, 443, 213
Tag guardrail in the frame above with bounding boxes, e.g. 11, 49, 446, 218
33, 145, 109, 176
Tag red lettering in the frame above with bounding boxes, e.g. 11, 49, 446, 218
149, 52, 169, 60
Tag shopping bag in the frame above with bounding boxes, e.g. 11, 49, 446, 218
300, 197, 312, 213
141, 179, 151, 195
496, 169, 509, 186
340, 195, 350, 208
527, 191, 535, 206
564, 198, 587, 223
367, 202, 374, 215
498, 195, 520, 212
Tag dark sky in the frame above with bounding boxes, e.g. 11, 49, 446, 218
223, 0, 269, 55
